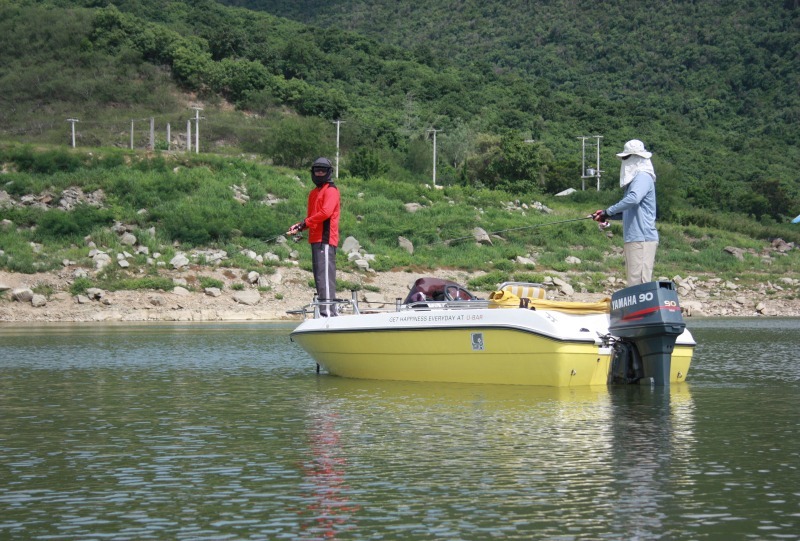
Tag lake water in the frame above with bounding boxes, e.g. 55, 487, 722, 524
1, 318, 799, 540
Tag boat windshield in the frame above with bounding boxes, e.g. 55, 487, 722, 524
403, 277, 477, 304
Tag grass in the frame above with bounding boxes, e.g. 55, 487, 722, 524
1, 143, 799, 296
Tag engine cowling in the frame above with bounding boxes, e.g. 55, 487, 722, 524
609, 281, 686, 386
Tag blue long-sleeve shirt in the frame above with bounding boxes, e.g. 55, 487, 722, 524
606, 172, 658, 243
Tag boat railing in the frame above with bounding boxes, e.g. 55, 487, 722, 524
287, 291, 491, 319
400, 300, 491, 311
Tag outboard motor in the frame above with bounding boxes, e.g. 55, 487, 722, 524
609, 281, 686, 386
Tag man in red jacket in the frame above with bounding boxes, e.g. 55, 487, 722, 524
287, 157, 341, 316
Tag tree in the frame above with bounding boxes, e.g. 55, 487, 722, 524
263, 116, 335, 169
348, 148, 389, 180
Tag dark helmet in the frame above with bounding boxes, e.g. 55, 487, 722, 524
310, 157, 333, 187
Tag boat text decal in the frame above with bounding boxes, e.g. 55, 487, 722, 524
387, 314, 484, 323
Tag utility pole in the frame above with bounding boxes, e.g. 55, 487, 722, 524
332, 119, 345, 179
166, 123, 171, 151
191, 106, 203, 154
427, 128, 442, 188
130, 120, 135, 149
149, 117, 155, 151
66, 118, 79, 148
577, 135, 603, 191
186, 119, 192, 152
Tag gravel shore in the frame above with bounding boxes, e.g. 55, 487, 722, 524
1, 267, 798, 323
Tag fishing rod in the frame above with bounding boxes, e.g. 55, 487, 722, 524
428, 215, 595, 247
263, 233, 286, 244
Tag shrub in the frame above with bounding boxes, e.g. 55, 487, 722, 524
70, 277, 94, 295
198, 276, 224, 289
34, 205, 114, 241
467, 271, 509, 291
103, 277, 174, 291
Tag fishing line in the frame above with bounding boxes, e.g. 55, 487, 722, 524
424, 215, 594, 247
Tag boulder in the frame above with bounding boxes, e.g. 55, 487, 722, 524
170, 253, 190, 269
473, 227, 492, 245
204, 287, 222, 297
11, 288, 34, 302
398, 236, 414, 255
31, 294, 47, 307
233, 290, 261, 306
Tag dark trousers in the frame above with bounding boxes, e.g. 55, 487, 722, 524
311, 242, 337, 317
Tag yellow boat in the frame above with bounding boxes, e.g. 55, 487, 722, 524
290, 278, 695, 387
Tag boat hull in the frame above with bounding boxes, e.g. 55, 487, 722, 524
291, 308, 695, 387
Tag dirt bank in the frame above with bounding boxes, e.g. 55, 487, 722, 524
1, 267, 798, 323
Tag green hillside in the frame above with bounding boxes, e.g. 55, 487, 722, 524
1, 144, 798, 298
2, 0, 798, 223
1, 0, 799, 294
222, 0, 800, 220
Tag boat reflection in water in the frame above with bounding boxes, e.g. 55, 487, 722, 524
295, 375, 696, 538
290, 278, 696, 388
298, 395, 361, 539
604, 384, 697, 538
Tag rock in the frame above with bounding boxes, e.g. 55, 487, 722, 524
342, 236, 361, 254
269, 271, 284, 285
86, 288, 104, 300
515, 256, 535, 266
756, 302, 777, 316
94, 252, 112, 270
247, 271, 260, 284
0, 283, 10, 292
120, 232, 137, 246
565, 256, 582, 265
724, 246, 745, 261
771, 238, 793, 253
173, 278, 188, 287
473, 227, 492, 245
75, 295, 91, 304
551, 277, 574, 296
555, 188, 577, 196
398, 236, 414, 255
172, 286, 190, 296
354, 259, 371, 271
149, 295, 166, 306
31, 294, 47, 307
170, 253, 190, 269
233, 290, 260, 306
118, 259, 130, 268
404, 202, 423, 213
681, 300, 706, 317
11, 288, 34, 302
204, 287, 222, 297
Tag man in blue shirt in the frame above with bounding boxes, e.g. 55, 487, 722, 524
592, 139, 658, 286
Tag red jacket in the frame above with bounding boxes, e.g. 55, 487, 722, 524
305, 182, 340, 246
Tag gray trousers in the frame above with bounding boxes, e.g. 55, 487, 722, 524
311, 243, 337, 316
624, 241, 659, 286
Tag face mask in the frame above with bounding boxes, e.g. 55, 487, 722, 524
311, 167, 331, 187
619, 155, 656, 187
